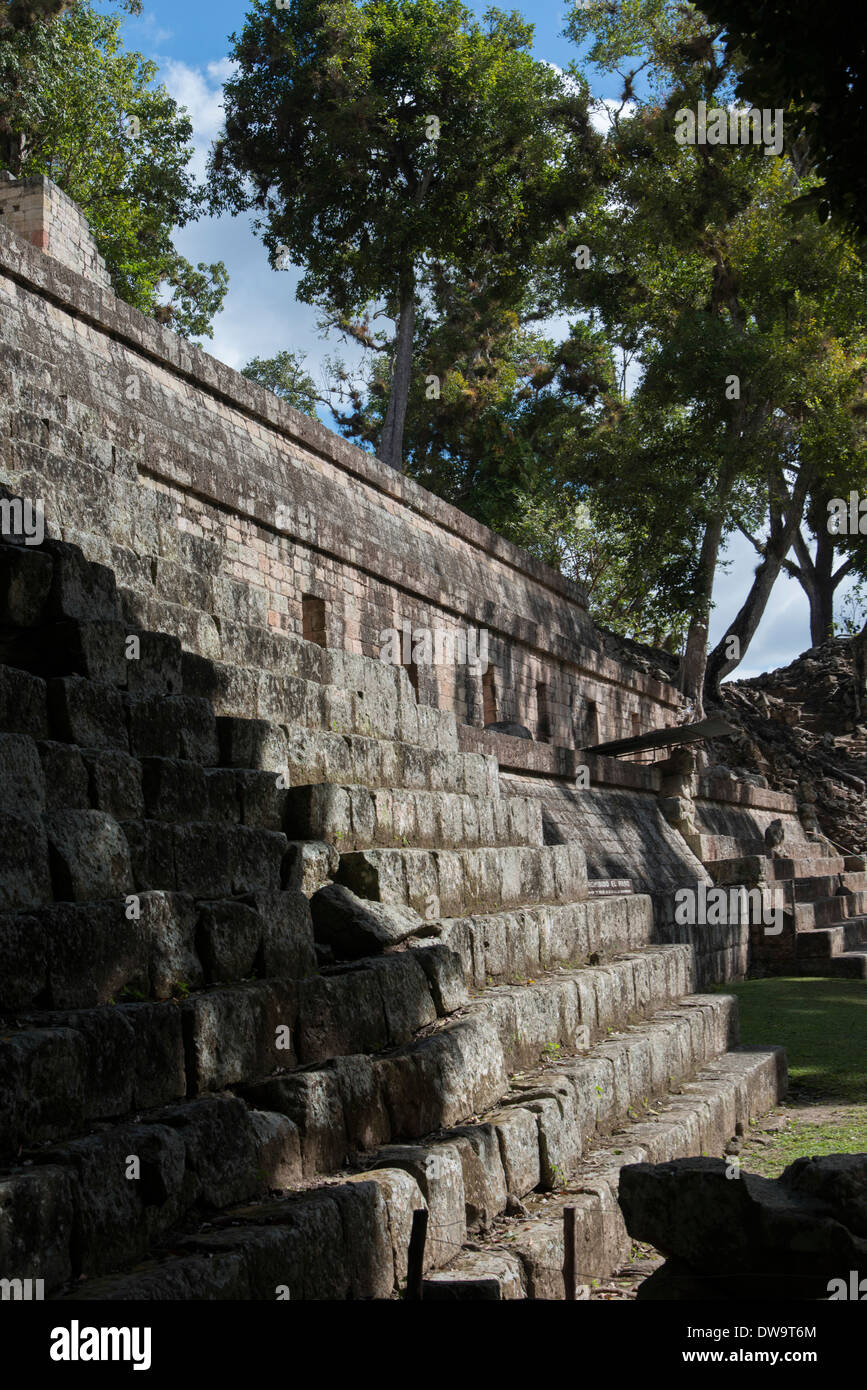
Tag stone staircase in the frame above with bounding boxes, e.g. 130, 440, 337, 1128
703, 833, 867, 981
0, 520, 785, 1300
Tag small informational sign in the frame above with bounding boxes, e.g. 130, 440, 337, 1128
587, 877, 633, 897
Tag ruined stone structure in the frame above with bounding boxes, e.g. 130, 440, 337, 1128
1, 178, 839, 1300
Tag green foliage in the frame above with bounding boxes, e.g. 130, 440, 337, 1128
241, 349, 320, 416
552, 0, 867, 691
696, 0, 867, 238
209, 0, 601, 466
0, 0, 227, 336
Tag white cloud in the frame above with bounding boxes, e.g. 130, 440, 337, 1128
159, 57, 237, 180
589, 96, 636, 134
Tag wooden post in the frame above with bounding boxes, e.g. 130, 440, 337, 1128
406, 1207, 428, 1301
563, 1206, 577, 1300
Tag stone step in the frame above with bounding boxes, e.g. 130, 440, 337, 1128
437, 893, 654, 991
707, 853, 847, 884
237, 968, 723, 1179
218, 716, 497, 798
2, 962, 721, 1296
815, 951, 867, 979
790, 916, 867, 959
284, 783, 544, 851
50, 1020, 783, 1301
184, 651, 458, 755
335, 844, 587, 917
0, 888, 317, 1012
793, 891, 867, 930
0, 978, 299, 1153
0, 1093, 303, 1290
793, 871, 867, 902
423, 1046, 784, 1299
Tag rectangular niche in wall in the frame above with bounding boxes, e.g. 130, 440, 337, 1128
536, 682, 551, 743
302, 594, 328, 647
482, 668, 497, 725
585, 699, 599, 747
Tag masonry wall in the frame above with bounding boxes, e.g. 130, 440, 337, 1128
0, 180, 682, 751
0, 175, 113, 292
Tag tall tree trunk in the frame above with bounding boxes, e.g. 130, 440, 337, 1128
377, 286, 415, 472
807, 524, 836, 646
787, 519, 853, 647
678, 505, 728, 720
704, 466, 812, 698
853, 615, 867, 725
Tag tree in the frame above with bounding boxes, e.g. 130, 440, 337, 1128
561, 0, 867, 709
209, 0, 600, 470
0, 0, 227, 337
696, 0, 867, 237
241, 349, 320, 416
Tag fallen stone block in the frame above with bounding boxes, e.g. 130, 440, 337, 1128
309, 881, 428, 959
619, 1155, 867, 1299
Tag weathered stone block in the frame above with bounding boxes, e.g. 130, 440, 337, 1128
0, 1164, 75, 1291
138, 890, 201, 999
0, 544, 53, 626
82, 748, 144, 819
242, 888, 317, 978
0, 665, 49, 738
0, 731, 45, 814
197, 899, 261, 982
182, 980, 296, 1091
37, 739, 89, 810
0, 812, 52, 909
122, 818, 177, 891
42, 899, 149, 1008
48, 675, 127, 749
142, 757, 207, 822
44, 809, 133, 900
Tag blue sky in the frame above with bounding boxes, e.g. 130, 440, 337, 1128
99, 0, 854, 678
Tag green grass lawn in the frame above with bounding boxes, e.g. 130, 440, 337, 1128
722, 976, 867, 1097
713, 976, 867, 1178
